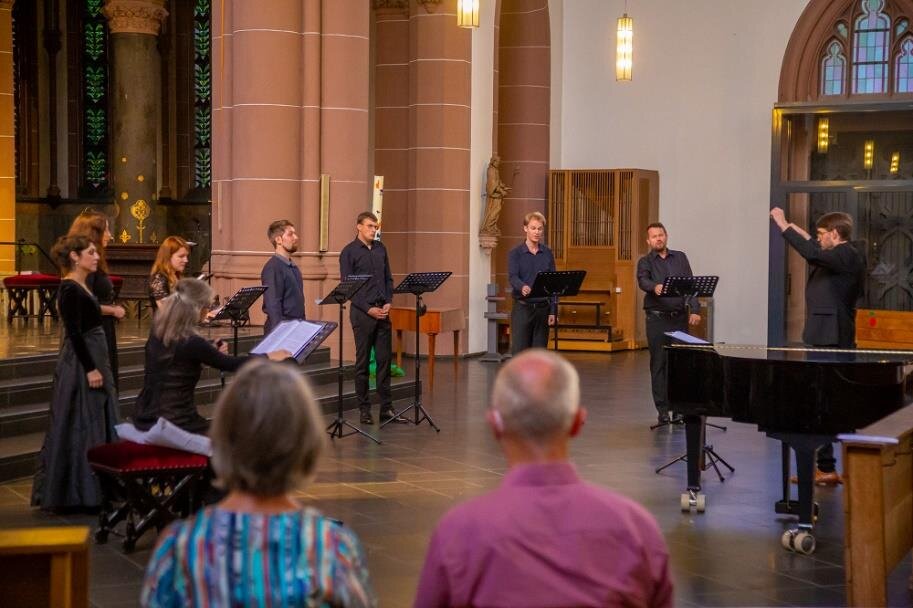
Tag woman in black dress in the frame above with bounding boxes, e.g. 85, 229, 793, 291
148, 236, 190, 310
68, 211, 126, 386
32, 235, 119, 511
133, 279, 289, 434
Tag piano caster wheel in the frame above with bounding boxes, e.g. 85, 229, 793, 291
680, 491, 706, 513
781, 529, 816, 555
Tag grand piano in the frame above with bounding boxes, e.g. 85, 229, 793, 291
667, 343, 913, 554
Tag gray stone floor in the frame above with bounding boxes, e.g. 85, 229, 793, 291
2, 350, 912, 607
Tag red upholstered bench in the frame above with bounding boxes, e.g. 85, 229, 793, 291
3, 273, 61, 322
88, 441, 210, 553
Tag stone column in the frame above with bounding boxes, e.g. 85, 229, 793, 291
0, 0, 15, 275
211, 0, 370, 343
102, 0, 167, 244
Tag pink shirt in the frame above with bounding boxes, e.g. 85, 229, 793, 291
414, 462, 673, 608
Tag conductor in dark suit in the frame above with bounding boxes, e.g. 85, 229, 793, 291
771, 207, 865, 484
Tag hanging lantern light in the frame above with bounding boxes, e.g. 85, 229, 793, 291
816, 118, 829, 154
863, 140, 875, 170
616, 12, 633, 81
457, 0, 480, 28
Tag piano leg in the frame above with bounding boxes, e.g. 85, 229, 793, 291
678, 415, 707, 513
770, 433, 832, 555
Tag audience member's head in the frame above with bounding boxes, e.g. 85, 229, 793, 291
151, 236, 190, 289
153, 278, 212, 346
67, 209, 112, 273
211, 359, 324, 497
488, 349, 585, 459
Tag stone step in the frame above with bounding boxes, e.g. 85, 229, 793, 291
0, 374, 415, 483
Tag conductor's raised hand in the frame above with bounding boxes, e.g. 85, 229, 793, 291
87, 369, 104, 389
770, 207, 788, 230
521, 285, 531, 297
267, 349, 293, 361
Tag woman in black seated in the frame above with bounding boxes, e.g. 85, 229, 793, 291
134, 278, 290, 434
32, 235, 119, 511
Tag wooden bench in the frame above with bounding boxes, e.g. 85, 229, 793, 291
840, 403, 913, 606
0, 526, 90, 608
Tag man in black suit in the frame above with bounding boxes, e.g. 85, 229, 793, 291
770, 207, 866, 485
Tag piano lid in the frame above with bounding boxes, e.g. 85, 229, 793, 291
668, 343, 913, 365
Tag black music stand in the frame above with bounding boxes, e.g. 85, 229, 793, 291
318, 277, 381, 444
383, 271, 452, 431
211, 286, 268, 356
528, 270, 587, 352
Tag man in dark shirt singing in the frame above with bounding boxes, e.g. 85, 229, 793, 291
636, 223, 701, 425
260, 220, 305, 335
339, 211, 406, 425
508, 212, 556, 354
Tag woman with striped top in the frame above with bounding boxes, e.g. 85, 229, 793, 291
141, 359, 375, 607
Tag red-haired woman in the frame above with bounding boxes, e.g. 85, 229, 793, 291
149, 236, 190, 310
67, 211, 126, 385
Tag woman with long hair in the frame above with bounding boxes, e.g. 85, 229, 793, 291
31, 235, 118, 511
142, 360, 375, 607
133, 278, 290, 434
68, 210, 126, 385
148, 236, 190, 308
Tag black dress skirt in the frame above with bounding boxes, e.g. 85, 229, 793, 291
31, 281, 119, 510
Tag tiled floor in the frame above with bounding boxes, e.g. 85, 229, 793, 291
2, 350, 912, 607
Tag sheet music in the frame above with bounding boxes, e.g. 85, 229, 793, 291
665, 330, 709, 345
251, 320, 323, 356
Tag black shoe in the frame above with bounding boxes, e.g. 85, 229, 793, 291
656, 413, 671, 425
669, 414, 684, 424
360, 411, 374, 425
380, 410, 409, 424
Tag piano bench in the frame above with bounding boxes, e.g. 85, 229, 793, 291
88, 441, 211, 553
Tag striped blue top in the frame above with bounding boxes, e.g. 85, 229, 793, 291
141, 506, 375, 608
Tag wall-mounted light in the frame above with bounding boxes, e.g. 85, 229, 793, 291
890, 151, 900, 174
616, 13, 633, 81
816, 118, 829, 154
863, 140, 875, 170
457, 0, 479, 28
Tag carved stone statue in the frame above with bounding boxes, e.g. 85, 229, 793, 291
479, 155, 512, 238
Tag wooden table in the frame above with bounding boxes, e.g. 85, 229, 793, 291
390, 306, 464, 390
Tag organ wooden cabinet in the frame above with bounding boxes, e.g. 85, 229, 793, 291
547, 169, 658, 351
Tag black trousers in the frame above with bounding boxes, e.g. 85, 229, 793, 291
350, 307, 393, 414
646, 312, 688, 417
511, 301, 550, 355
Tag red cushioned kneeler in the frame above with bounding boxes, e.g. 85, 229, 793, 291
88, 441, 210, 552
3, 273, 61, 321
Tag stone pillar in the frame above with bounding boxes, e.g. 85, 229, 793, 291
103, 0, 167, 244
0, 0, 15, 275
212, 0, 370, 343
403, 0, 472, 354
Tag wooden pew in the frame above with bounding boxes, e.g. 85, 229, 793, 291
390, 307, 464, 391
840, 404, 913, 606
0, 526, 90, 608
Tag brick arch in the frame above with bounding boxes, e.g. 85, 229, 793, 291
779, 0, 913, 101
492, 0, 550, 286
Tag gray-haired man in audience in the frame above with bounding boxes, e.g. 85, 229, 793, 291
414, 349, 673, 608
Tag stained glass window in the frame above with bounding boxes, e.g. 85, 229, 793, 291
822, 41, 846, 96
897, 19, 909, 37
193, 0, 211, 190
896, 37, 913, 92
852, 0, 891, 94
82, 0, 109, 193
